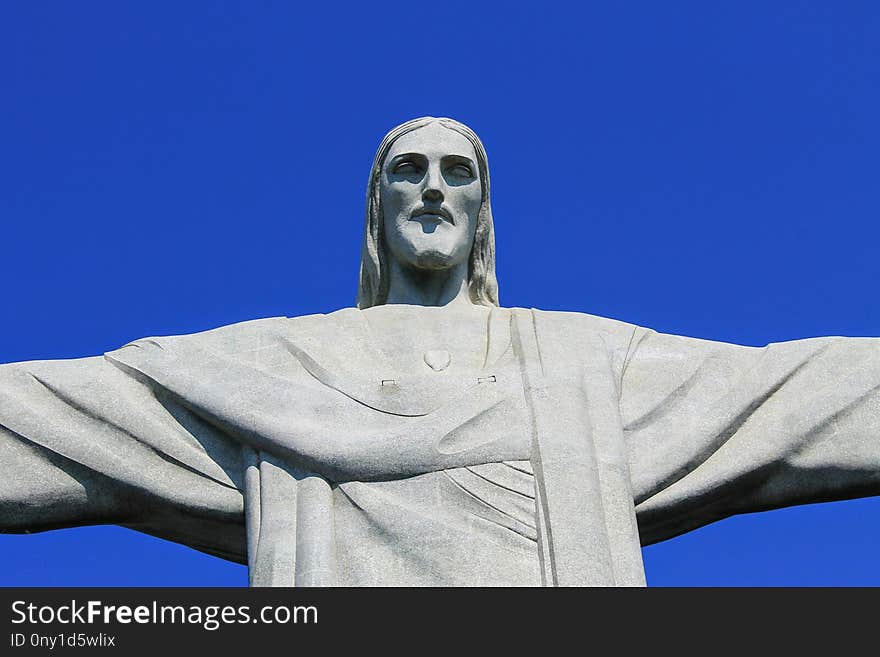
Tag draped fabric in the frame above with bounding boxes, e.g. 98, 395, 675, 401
623, 328, 880, 544
1, 308, 879, 585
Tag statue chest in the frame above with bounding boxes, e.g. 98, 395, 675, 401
266, 306, 530, 481
280, 334, 533, 482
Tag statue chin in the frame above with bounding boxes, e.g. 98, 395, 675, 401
389, 235, 469, 273
405, 248, 464, 272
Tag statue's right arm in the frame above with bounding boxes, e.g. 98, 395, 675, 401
0, 365, 126, 533
0, 354, 246, 562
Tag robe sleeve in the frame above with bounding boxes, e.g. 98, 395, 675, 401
0, 352, 247, 562
621, 327, 880, 545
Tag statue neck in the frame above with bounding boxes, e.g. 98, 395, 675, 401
384, 259, 472, 307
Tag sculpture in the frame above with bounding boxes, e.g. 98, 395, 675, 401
1, 116, 878, 586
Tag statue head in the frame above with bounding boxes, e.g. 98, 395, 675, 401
357, 117, 499, 309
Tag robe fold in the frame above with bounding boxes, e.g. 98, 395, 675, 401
1, 307, 879, 585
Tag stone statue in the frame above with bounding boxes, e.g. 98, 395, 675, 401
2, 116, 879, 586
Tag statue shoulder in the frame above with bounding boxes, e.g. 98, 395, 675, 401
515, 307, 641, 348
106, 316, 295, 362
104, 309, 363, 370
505, 307, 643, 384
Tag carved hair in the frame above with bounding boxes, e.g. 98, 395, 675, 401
356, 116, 499, 309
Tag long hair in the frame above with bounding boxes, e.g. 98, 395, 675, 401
356, 117, 499, 309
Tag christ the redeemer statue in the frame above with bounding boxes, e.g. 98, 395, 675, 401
2, 117, 878, 586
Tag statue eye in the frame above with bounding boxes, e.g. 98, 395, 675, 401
393, 161, 421, 175
448, 163, 474, 178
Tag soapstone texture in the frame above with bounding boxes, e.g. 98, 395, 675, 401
2, 117, 879, 586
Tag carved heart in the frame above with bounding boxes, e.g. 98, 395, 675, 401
424, 349, 451, 372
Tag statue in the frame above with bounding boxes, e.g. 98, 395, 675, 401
2, 116, 878, 586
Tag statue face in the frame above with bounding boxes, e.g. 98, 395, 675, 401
380, 123, 482, 272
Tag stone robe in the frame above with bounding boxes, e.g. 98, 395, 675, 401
1, 307, 879, 586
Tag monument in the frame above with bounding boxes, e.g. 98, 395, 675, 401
1, 116, 878, 586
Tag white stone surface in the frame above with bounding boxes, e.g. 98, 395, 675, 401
1, 117, 879, 586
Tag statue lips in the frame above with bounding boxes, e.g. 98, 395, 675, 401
411, 206, 454, 225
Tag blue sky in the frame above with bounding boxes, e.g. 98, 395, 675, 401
1, 2, 879, 585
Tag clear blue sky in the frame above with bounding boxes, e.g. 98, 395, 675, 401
2, 2, 879, 585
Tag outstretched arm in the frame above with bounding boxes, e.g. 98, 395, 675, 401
0, 353, 246, 562
622, 328, 880, 544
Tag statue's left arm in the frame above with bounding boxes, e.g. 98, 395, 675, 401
621, 328, 880, 545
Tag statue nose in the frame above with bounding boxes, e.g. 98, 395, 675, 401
423, 187, 443, 203
423, 164, 445, 203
